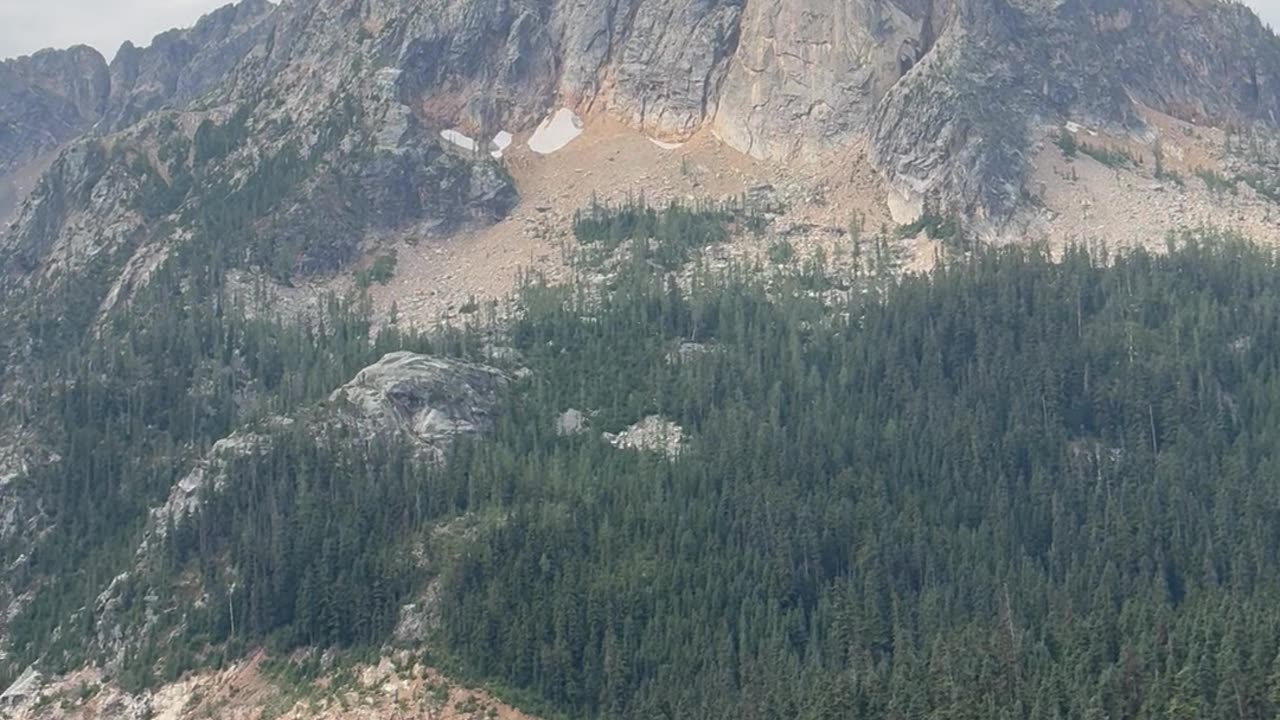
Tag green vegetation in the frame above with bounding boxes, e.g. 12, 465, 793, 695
896, 211, 963, 245
1055, 131, 1139, 170
0, 187, 438, 680
9, 188, 1280, 720
1196, 168, 1237, 195
356, 251, 398, 288
193, 106, 252, 165
1238, 171, 1280, 203
766, 239, 795, 264
572, 197, 766, 270
1079, 142, 1137, 169
1054, 130, 1078, 158
1194, 168, 1280, 203
426, 229, 1280, 719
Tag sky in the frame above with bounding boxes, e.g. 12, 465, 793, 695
1251, 0, 1280, 29
0, 0, 1278, 62
0, 0, 234, 61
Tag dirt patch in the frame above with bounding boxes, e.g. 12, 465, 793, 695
282, 110, 1278, 329
346, 116, 781, 327
1024, 123, 1279, 252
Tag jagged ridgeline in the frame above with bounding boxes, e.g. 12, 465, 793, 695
7, 205, 1280, 718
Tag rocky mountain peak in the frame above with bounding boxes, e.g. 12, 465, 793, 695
0, 45, 110, 220
1, 0, 1278, 285
105, 0, 275, 130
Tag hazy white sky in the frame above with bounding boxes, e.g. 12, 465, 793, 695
1252, 0, 1280, 29
0, 0, 1278, 61
1, 0, 233, 60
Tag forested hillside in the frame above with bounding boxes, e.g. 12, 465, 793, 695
435, 230, 1280, 719
6, 211, 1280, 719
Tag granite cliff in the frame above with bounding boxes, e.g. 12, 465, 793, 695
3, 0, 1278, 287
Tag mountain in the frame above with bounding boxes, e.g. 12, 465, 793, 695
2, 0, 1280, 717
3, 0, 1279, 290
0, 46, 110, 222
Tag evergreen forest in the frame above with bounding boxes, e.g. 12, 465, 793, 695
4, 210, 1280, 720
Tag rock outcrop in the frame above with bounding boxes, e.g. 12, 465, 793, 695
555, 408, 589, 436
0, 46, 109, 221
83, 352, 507, 672
104, 0, 273, 130
871, 0, 1280, 220
142, 352, 506, 546
330, 351, 508, 454
605, 415, 686, 457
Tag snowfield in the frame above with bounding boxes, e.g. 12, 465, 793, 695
491, 130, 514, 158
528, 109, 584, 155
441, 129, 478, 153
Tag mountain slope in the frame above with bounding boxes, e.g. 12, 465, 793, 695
3, 0, 1280, 717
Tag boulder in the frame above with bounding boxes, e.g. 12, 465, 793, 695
330, 351, 508, 451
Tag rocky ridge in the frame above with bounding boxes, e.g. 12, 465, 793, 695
3, 0, 1279, 289
0, 46, 109, 222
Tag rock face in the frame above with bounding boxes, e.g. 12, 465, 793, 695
145, 352, 506, 546
605, 415, 686, 458
2, 0, 1279, 278
0, 46, 109, 220
711, 0, 921, 159
870, 0, 1280, 219
104, 0, 274, 130
1, 0, 526, 285
0, 666, 41, 708
330, 352, 508, 453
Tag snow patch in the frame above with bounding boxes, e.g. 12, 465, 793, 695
441, 129, 478, 153
528, 109, 584, 155
490, 130, 514, 158
648, 137, 684, 150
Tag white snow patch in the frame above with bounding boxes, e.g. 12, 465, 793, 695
490, 130, 514, 158
1064, 121, 1082, 134
441, 129, 478, 153
528, 109, 584, 155
648, 137, 684, 150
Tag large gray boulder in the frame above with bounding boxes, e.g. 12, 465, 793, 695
329, 352, 509, 453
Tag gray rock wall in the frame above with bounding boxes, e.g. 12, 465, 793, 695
0, 46, 110, 220
4, 0, 1280, 261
